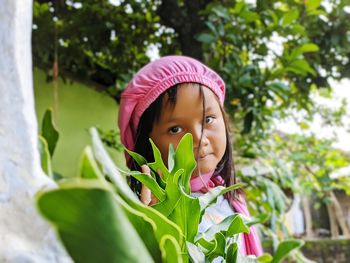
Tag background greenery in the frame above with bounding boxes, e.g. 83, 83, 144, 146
32, 0, 350, 261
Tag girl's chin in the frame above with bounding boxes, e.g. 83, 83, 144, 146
191, 168, 215, 178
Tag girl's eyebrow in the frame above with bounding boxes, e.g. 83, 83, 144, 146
164, 116, 182, 123
205, 106, 215, 112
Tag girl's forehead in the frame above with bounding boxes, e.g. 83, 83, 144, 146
161, 83, 221, 118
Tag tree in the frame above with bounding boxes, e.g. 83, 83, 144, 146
33, 0, 350, 138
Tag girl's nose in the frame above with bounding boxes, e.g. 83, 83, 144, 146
192, 126, 202, 149
192, 126, 209, 151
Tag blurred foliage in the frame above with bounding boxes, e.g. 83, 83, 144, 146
236, 127, 350, 245
32, 0, 177, 100
197, 0, 350, 148
32, 0, 350, 140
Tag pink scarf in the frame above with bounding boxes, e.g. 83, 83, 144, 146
190, 173, 263, 257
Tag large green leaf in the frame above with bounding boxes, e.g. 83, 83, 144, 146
113, 191, 162, 262
37, 186, 153, 263
169, 190, 201, 242
271, 239, 304, 263
91, 128, 140, 203
41, 108, 59, 157
159, 235, 183, 263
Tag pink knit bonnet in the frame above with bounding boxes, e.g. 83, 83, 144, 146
118, 55, 226, 157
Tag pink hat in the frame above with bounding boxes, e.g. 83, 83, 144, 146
118, 55, 226, 156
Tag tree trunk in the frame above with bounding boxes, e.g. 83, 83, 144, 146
158, 0, 210, 60
327, 203, 339, 238
329, 191, 350, 238
0, 0, 70, 261
302, 196, 313, 238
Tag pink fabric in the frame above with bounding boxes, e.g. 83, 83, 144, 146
190, 172, 225, 192
190, 174, 264, 257
118, 55, 225, 166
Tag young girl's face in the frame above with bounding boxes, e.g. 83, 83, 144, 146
149, 83, 227, 177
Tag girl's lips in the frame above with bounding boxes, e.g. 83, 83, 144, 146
199, 153, 211, 160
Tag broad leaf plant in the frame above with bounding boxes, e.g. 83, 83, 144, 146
36, 125, 303, 262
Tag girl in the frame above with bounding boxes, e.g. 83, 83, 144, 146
118, 55, 263, 257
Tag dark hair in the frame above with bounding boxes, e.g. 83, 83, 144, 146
129, 83, 237, 199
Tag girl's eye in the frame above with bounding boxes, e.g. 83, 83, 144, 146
205, 116, 215, 124
168, 126, 182, 134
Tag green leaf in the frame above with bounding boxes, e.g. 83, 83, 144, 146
79, 146, 105, 180
173, 133, 197, 194
198, 183, 245, 213
286, 60, 316, 76
226, 243, 238, 263
245, 213, 270, 227
291, 24, 306, 36
186, 242, 206, 263
264, 179, 286, 214
206, 232, 226, 261
280, 10, 299, 26
151, 168, 184, 216
233, 2, 245, 14
306, 9, 327, 16
38, 135, 53, 177
91, 128, 140, 202
238, 74, 252, 87
212, 5, 231, 20
305, 0, 321, 12
37, 187, 153, 263
148, 138, 170, 180
115, 194, 162, 262
271, 239, 304, 263
196, 214, 250, 242
130, 172, 166, 202
169, 190, 201, 242
160, 235, 184, 263
268, 82, 290, 102
227, 214, 251, 236
290, 43, 319, 60
258, 253, 273, 263
298, 43, 319, 53
41, 108, 59, 157
125, 148, 147, 167
240, 10, 260, 23
196, 33, 216, 44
